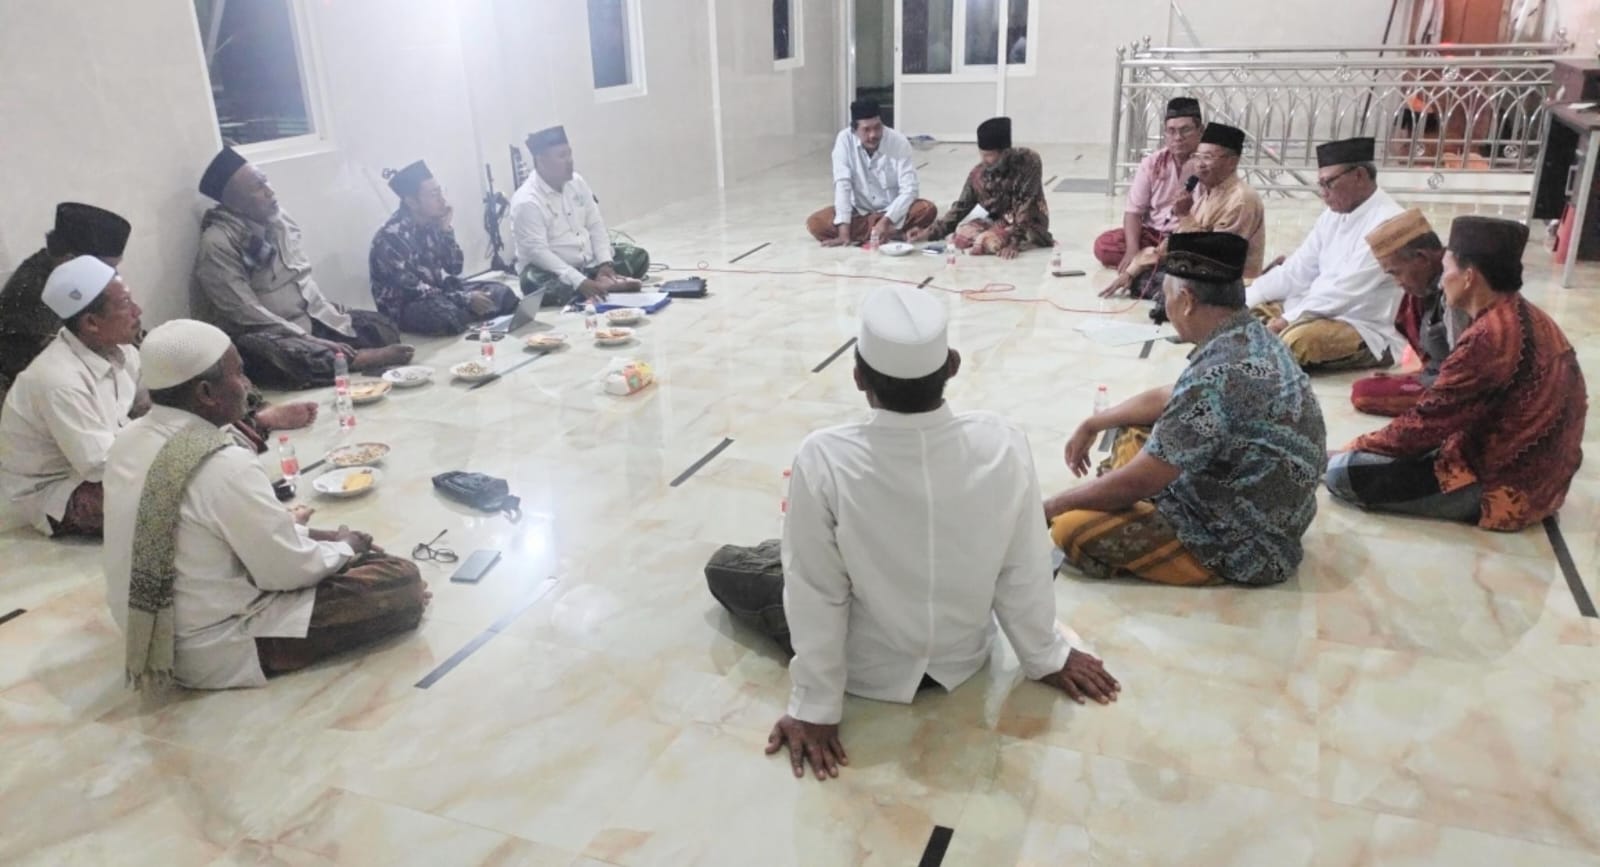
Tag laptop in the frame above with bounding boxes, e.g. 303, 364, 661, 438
477, 285, 547, 335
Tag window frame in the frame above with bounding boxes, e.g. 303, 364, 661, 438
899, 0, 1038, 83
590, 0, 649, 104
194, 0, 335, 163
773, 0, 805, 71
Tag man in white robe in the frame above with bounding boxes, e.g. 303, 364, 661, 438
103, 320, 428, 690
0, 257, 145, 537
706, 286, 1120, 782
1245, 137, 1406, 371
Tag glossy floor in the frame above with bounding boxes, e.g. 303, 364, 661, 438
4, 145, 1600, 867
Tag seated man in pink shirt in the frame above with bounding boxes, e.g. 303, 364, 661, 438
1094, 97, 1203, 274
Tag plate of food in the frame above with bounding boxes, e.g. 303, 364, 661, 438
382, 365, 434, 388
450, 360, 496, 382
878, 241, 917, 257
326, 441, 390, 468
348, 378, 392, 404
524, 332, 569, 352
605, 308, 644, 326
312, 467, 381, 498
592, 327, 635, 347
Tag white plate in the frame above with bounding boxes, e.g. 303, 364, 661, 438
605, 308, 644, 325
450, 360, 497, 382
879, 242, 917, 257
524, 333, 569, 352
382, 366, 434, 388
325, 441, 391, 468
312, 467, 382, 498
593, 327, 635, 347
348, 378, 392, 404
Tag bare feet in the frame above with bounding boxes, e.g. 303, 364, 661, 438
255, 400, 318, 431
351, 345, 415, 373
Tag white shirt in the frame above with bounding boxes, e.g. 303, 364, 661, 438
783, 404, 1072, 725
103, 406, 353, 690
1245, 187, 1407, 360
510, 172, 613, 289
831, 126, 920, 227
0, 330, 140, 534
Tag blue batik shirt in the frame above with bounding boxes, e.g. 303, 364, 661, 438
1145, 311, 1327, 585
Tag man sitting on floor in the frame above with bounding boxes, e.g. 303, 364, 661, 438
104, 319, 429, 691
192, 146, 413, 389
908, 117, 1052, 259
805, 99, 937, 248
705, 285, 1119, 782
1046, 232, 1326, 587
370, 159, 518, 335
511, 125, 650, 307
1244, 137, 1405, 371
1101, 121, 1265, 299
0, 203, 130, 395
0, 258, 145, 538
1349, 208, 1469, 416
1093, 97, 1203, 272
1327, 217, 1586, 531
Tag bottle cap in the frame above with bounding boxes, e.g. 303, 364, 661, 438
278, 434, 289, 443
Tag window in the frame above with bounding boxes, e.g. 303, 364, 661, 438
903, 0, 955, 75
902, 0, 1035, 76
194, 0, 325, 150
588, 0, 647, 100
773, 0, 804, 70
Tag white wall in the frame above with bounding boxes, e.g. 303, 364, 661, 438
0, 0, 220, 326
716, 0, 840, 182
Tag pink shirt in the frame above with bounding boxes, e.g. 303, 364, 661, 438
1125, 148, 1194, 233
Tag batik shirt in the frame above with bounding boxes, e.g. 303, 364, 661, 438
1352, 294, 1586, 531
929, 147, 1053, 252
1145, 311, 1327, 585
368, 208, 467, 319
0, 249, 62, 380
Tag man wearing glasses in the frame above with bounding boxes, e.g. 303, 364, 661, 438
1093, 97, 1203, 273
1244, 137, 1406, 371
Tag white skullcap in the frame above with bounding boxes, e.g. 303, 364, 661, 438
41, 256, 116, 319
140, 319, 233, 390
857, 285, 949, 379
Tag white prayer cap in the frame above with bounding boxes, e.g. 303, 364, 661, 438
857, 285, 949, 379
41, 255, 116, 319
140, 319, 233, 390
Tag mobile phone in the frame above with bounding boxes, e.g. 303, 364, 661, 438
450, 549, 501, 583
1052, 269, 1087, 278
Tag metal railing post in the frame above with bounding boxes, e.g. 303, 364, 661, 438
1108, 45, 1128, 198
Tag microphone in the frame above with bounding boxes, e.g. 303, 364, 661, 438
1185, 175, 1199, 193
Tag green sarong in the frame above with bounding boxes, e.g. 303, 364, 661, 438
521, 242, 650, 308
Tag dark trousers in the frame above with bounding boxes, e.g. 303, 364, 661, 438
234, 309, 401, 390
392, 284, 519, 336
256, 553, 426, 675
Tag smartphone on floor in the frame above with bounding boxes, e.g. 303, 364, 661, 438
450, 550, 501, 583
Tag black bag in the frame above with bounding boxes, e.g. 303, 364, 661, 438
661, 277, 708, 298
431, 471, 521, 518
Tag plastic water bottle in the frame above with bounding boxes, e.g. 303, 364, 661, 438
945, 246, 958, 268
584, 302, 599, 334
277, 435, 299, 491
866, 226, 881, 252
778, 468, 792, 538
1093, 384, 1110, 417
332, 353, 356, 433
479, 325, 495, 369
1050, 242, 1064, 273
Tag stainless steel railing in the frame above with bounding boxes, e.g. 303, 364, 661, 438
1109, 40, 1577, 199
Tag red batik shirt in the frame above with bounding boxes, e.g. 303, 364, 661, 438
1351, 294, 1587, 531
